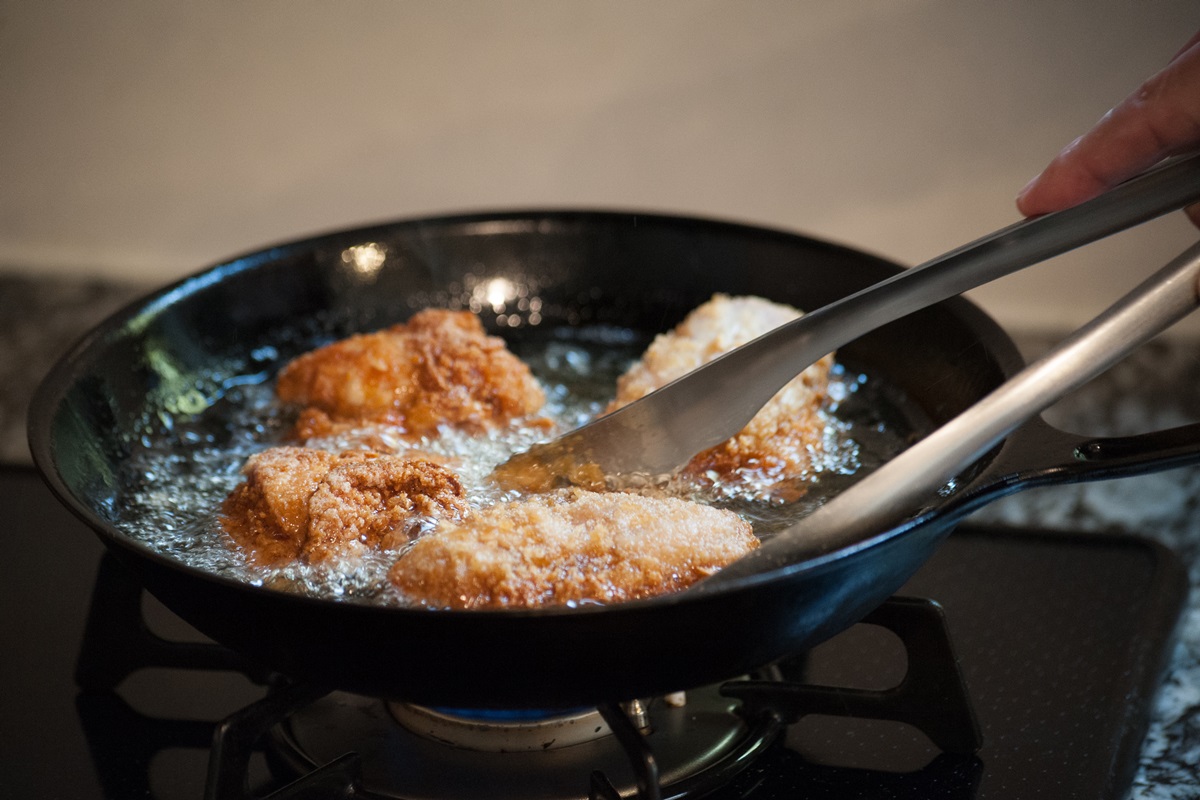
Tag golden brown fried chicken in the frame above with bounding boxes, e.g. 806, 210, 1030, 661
277, 309, 545, 440
608, 294, 833, 491
221, 446, 468, 566
387, 489, 757, 608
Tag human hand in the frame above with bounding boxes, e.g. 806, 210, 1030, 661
1016, 31, 1200, 227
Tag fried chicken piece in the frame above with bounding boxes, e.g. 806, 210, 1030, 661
221, 446, 468, 566
388, 489, 757, 608
277, 309, 545, 440
608, 295, 833, 490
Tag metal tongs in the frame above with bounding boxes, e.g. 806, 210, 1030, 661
700, 237, 1200, 588
495, 153, 1200, 487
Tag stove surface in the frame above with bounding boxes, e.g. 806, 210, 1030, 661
2, 465, 1186, 799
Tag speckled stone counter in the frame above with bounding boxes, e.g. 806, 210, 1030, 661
3, 270, 1198, 798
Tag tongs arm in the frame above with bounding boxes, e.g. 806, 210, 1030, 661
500, 153, 1200, 482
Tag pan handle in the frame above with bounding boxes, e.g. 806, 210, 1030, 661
938, 415, 1200, 520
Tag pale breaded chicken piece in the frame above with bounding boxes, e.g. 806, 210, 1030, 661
221, 446, 468, 566
277, 309, 545, 440
608, 294, 833, 489
388, 489, 757, 608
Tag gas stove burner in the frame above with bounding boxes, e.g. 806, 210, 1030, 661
267, 685, 782, 799
387, 702, 622, 752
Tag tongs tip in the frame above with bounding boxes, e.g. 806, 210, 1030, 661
491, 439, 608, 493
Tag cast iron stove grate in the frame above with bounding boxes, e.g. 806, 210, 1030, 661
74, 552, 979, 800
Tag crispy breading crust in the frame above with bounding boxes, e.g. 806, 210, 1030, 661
220, 446, 467, 566
277, 309, 545, 439
388, 489, 758, 608
608, 294, 833, 487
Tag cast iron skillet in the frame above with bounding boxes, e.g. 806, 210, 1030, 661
28, 210, 1200, 709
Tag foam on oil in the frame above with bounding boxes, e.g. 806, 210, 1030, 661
110, 327, 918, 606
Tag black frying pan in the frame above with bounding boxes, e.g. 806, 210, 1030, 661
28, 210, 1200, 709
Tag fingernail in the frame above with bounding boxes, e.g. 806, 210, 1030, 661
1015, 175, 1040, 209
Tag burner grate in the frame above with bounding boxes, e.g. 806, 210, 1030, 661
723, 596, 981, 756
74, 553, 980, 800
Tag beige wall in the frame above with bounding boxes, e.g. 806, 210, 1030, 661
3, 1, 1199, 336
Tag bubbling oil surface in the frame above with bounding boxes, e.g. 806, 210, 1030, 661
111, 326, 922, 606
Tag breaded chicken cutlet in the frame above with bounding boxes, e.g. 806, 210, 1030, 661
221, 446, 468, 566
387, 488, 758, 608
277, 309, 545, 440
609, 294, 833, 490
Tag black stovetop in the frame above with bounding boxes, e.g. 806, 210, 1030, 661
2, 465, 1186, 799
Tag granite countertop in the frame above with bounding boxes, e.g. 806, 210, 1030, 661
3, 270, 1198, 798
